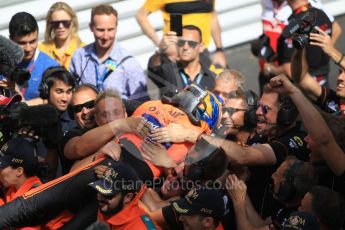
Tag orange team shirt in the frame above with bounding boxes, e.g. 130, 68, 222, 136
120, 100, 210, 179
0, 177, 41, 230
98, 186, 161, 230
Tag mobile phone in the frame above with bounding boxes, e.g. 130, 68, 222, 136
170, 13, 183, 36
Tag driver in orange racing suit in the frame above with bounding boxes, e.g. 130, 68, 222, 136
0, 84, 223, 229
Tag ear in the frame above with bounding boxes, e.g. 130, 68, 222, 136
201, 216, 215, 228
198, 43, 205, 53
16, 167, 24, 177
123, 192, 134, 205
89, 22, 93, 32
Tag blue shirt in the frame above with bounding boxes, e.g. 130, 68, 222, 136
70, 43, 148, 101
18, 50, 59, 100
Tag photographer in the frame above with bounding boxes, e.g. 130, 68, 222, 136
291, 32, 345, 116
263, 0, 332, 86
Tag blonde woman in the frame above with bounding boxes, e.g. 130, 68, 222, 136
39, 2, 85, 68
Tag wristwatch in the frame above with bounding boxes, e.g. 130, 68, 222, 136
215, 47, 224, 52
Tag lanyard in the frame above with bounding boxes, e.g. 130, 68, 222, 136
94, 59, 117, 91
179, 70, 203, 88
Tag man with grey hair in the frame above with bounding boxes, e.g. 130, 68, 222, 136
213, 69, 245, 102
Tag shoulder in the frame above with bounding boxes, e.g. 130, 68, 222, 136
317, 87, 341, 114
143, 0, 165, 12
36, 51, 59, 66
111, 44, 136, 63
269, 127, 309, 163
73, 43, 93, 56
38, 41, 54, 51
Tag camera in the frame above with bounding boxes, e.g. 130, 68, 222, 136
0, 101, 62, 147
250, 34, 277, 62
0, 63, 30, 86
290, 11, 318, 50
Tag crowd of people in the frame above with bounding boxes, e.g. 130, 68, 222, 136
0, 0, 345, 229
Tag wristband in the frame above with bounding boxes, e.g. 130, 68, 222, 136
336, 54, 344, 65
215, 47, 224, 52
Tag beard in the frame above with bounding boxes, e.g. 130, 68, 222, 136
99, 194, 125, 216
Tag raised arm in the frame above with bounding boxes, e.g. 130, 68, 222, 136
210, 11, 227, 68
270, 75, 345, 175
226, 174, 269, 230
291, 48, 322, 101
135, 7, 161, 46
310, 26, 345, 70
331, 21, 342, 45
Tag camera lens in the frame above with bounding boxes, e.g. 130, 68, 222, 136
293, 35, 308, 50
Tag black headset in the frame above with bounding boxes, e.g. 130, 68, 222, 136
244, 90, 259, 130
277, 95, 298, 127
39, 67, 77, 100
276, 160, 305, 202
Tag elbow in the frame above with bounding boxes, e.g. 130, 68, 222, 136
135, 9, 145, 24
135, 12, 141, 22
229, 152, 249, 166
73, 144, 89, 159
64, 144, 84, 160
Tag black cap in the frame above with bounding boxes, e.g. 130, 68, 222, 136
171, 187, 225, 219
0, 136, 38, 170
88, 162, 142, 196
283, 211, 320, 230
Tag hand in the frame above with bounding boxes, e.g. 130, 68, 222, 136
140, 140, 177, 168
115, 117, 150, 138
98, 141, 122, 161
212, 51, 228, 68
269, 74, 297, 95
0, 79, 14, 90
94, 165, 108, 178
309, 26, 334, 56
229, 164, 251, 182
159, 31, 178, 52
150, 123, 199, 143
226, 174, 247, 204
18, 126, 39, 141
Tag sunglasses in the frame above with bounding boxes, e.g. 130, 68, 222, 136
72, 100, 95, 113
222, 107, 247, 115
51, 20, 72, 29
177, 39, 199, 48
258, 103, 272, 115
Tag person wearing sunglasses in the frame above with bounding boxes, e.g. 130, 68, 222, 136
39, 2, 85, 69
148, 25, 222, 97
8, 12, 59, 103
136, 0, 227, 68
